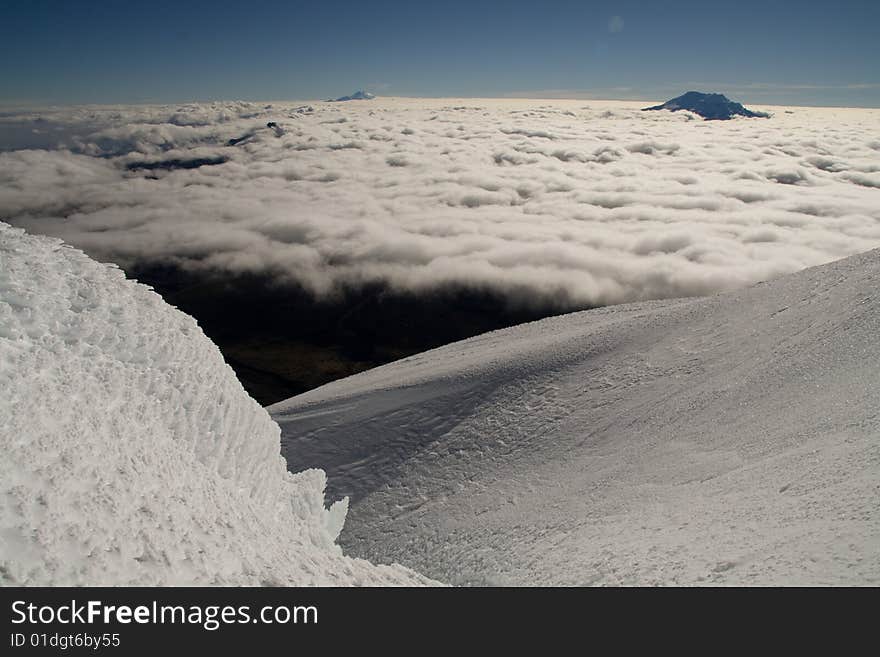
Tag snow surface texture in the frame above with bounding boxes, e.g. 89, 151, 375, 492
0, 223, 431, 586
2, 99, 880, 309
272, 249, 880, 586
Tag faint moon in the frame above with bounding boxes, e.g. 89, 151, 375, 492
609, 15, 624, 33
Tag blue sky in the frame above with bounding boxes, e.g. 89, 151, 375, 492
1, 0, 878, 106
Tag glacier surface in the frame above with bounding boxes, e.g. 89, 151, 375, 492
0, 223, 431, 586
273, 248, 880, 585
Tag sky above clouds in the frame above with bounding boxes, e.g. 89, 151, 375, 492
1, 0, 879, 106
2, 98, 879, 310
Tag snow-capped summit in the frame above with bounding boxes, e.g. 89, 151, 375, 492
329, 90, 376, 102
0, 223, 432, 586
643, 91, 770, 120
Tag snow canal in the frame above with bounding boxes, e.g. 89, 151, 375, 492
273, 247, 880, 585
0, 223, 433, 585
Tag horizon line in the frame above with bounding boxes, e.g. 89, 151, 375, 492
2, 94, 880, 111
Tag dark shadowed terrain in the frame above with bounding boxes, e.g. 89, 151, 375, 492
129, 264, 571, 405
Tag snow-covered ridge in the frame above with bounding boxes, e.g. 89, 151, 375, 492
273, 247, 880, 585
0, 223, 432, 585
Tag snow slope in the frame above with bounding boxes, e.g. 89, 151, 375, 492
272, 249, 880, 585
0, 223, 431, 586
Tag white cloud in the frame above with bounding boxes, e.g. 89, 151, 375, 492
1, 98, 879, 309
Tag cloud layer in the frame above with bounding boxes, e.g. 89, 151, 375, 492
2, 98, 879, 309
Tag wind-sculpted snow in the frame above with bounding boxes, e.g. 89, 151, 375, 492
272, 249, 880, 585
0, 223, 432, 586
2, 99, 879, 308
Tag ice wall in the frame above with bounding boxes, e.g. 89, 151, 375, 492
0, 223, 430, 585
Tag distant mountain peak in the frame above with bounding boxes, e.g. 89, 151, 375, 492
643, 91, 770, 120
328, 90, 376, 102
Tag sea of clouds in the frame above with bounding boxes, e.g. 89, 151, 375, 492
1, 98, 879, 309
